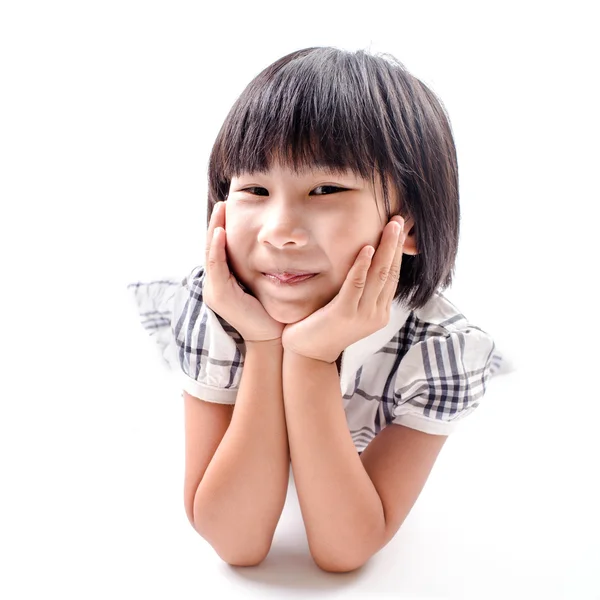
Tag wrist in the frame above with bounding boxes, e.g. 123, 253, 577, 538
283, 347, 338, 365
246, 337, 283, 349
245, 339, 283, 369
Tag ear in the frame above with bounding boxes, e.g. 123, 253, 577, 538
401, 216, 418, 255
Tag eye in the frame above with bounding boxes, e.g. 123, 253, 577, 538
240, 185, 346, 197
310, 185, 346, 195
241, 186, 269, 196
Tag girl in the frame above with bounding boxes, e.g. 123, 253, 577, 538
128, 46, 506, 573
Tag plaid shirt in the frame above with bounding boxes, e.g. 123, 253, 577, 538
128, 265, 505, 450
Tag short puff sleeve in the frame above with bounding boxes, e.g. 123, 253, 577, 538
171, 266, 245, 404
392, 325, 496, 435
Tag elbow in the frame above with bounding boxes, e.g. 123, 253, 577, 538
311, 551, 370, 574
214, 541, 271, 568
188, 503, 273, 567
309, 539, 377, 574
309, 523, 386, 573
205, 529, 272, 567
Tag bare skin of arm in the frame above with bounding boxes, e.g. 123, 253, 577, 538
183, 200, 289, 566
282, 350, 447, 573
185, 338, 289, 566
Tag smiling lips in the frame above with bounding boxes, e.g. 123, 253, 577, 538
263, 272, 317, 284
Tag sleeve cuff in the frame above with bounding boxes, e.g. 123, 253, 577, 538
392, 412, 462, 436
178, 370, 238, 404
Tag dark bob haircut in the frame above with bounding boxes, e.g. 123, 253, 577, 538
207, 46, 459, 310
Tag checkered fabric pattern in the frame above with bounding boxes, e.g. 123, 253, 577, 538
128, 265, 506, 449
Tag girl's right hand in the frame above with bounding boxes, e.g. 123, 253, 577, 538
202, 201, 285, 343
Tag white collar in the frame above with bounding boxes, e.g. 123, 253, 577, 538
339, 299, 411, 393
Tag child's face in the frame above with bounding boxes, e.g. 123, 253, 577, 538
225, 163, 398, 324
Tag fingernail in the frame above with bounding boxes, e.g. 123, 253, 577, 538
366, 246, 374, 259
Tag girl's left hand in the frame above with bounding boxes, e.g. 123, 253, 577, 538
281, 216, 406, 363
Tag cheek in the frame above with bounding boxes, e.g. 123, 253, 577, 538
223, 208, 254, 271
328, 217, 383, 260
224, 204, 244, 238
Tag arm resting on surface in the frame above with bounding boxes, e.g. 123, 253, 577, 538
282, 350, 448, 573
184, 339, 290, 566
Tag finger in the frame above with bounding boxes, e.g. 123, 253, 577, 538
379, 221, 405, 308
207, 226, 231, 284
361, 218, 403, 307
205, 202, 226, 264
337, 245, 375, 310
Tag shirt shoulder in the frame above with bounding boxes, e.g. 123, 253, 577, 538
388, 292, 497, 434
171, 265, 245, 404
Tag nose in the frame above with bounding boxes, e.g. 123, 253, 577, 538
256, 200, 309, 249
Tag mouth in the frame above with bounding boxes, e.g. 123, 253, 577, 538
262, 272, 318, 285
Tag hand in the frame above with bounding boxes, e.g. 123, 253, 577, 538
281, 216, 406, 363
202, 202, 285, 342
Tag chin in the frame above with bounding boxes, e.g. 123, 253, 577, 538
262, 302, 315, 325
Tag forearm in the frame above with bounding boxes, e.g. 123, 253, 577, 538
282, 350, 386, 571
193, 339, 289, 562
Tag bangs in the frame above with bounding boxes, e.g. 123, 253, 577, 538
214, 50, 395, 183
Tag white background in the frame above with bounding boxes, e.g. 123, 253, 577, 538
1, 1, 599, 598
